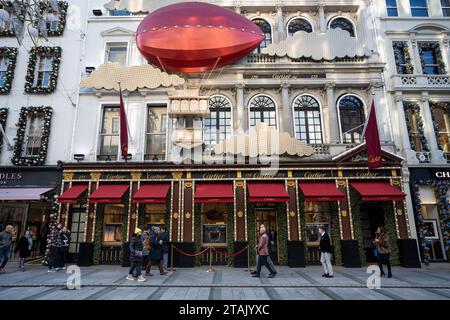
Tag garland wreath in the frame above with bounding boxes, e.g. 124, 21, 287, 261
393, 41, 414, 74
38, 1, 69, 37
11, 106, 53, 166
419, 42, 447, 75
403, 102, 429, 153
430, 102, 449, 151
0, 47, 18, 94
25, 46, 62, 94
0, 1, 17, 37
42, 195, 59, 265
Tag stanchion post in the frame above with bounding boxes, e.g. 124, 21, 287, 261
207, 246, 214, 272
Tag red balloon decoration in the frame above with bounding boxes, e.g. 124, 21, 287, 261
136, 2, 265, 73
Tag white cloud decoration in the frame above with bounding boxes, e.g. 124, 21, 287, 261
262, 28, 372, 61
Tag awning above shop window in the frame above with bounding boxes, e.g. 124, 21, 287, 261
299, 183, 345, 202
351, 182, 406, 201
89, 184, 129, 203
0, 188, 54, 201
57, 185, 88, 204
133, 184, 170, 203
195, 183, 234, 203
247, 183, 289, 202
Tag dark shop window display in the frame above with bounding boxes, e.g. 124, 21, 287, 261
201, 203, 227, 245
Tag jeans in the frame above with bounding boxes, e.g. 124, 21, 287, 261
320, 252, 333, 276
48, 247, 59, 270
129, 261, 142, 277
378, 254, 392, 276
0, 247, 9, 269
255, 255, 276, 275
162, 253, 169, 270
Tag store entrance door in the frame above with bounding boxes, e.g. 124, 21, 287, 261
255, 204, 278, 264
360, 203, 385, 263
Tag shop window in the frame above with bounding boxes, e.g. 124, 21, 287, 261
24, 46, 61, 94
392, 41, 414, 74
386, 0, 399, 16
304, 201, 332, 264
419, 42, 446, 75
201, 203, 228, 245
410, 0, 429, 17
0, 203, 27, 242
252, 18, 272, 54
404, 102, 428, 152
338, 95, 366, 144
145, 106, 167, 160
110, 9, 131, 16
105, 43, 128, 65
328, 17, 355, 37
68, 205, 86, 254
144, 203, 166, 227
23, 113, 44, 157
0, 55, 9, 88
204, 95, 232, 145
431, 102, 450, 152
287, 18, 313, 36
442, 0, 450, 16
293, 94, 323, 144
102, 204, 124, 243
248, 94, 277, 129
0, 15, 12, 33
34, 55, 52, 88
98, 107, 119, 161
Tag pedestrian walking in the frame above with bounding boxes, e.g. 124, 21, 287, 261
145, 226, 167, 276
58, 227, 71, 269
257, 224, 277, 274
319, 226, 334, 278
47, 223, 63, 273
374, 226, 392, 278
0, 225, 14, 273
160, 226, 170, 271
141, 225, 152, 276
127, 228, 146, 282
14, 230, 33, 272
252, 225, 276, 278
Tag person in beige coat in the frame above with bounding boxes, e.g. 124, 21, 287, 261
374, 226, 392, 278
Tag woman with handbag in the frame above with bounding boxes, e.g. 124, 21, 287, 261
127, 228, 146, 282
374, 226, 392, 278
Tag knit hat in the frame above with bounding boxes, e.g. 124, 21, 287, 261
135, 228, 142, 235
152, 226, 160, 232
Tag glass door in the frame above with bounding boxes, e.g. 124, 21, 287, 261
67, 204, 87, 262
255, 204, 278, 264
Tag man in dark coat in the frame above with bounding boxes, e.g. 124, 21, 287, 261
146, 226, 167, 276
0, 225, 14, 273
14, 230, 33, 272
160, 226, 170, 271
319, 226, 333, 278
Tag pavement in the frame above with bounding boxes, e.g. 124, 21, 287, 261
0, 262, 449, 300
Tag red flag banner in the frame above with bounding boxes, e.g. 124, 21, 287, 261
364, 100, 383, 169
119, 87, 129, 161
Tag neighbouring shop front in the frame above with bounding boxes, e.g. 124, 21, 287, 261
0, 167, 61, 261
409, 168, 450, 263
57, 146, 421, 269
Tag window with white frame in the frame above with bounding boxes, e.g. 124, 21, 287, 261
0, 56, 9, 87
105, 43, 128, 65
252, 18, 272, 53
287, 18, 313, 36
329, 17, 355, 37
442, 0, 450, 16
34, 55, 52, 88
419, 42, 446, 75
98, 107, 120, 160
249, 94, 277, 129
410, 0, 429, 17
46, 12, 60, 31
23, 113, 44, 157
386, 0, 399, 16
204, 95, 232, 145
293, 95, 323, 144
338, 95, 366, 144
145, 106, 167, 160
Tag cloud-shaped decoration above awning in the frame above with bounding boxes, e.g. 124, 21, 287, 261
214, 123, 314, 157
262, 29, 371, 61
80, 63, 185, 91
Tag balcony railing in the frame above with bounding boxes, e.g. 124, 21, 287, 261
97, 154, 118, 161
245, 54, 366, 64
416, 151, 431, 163
392, 74, 450, 89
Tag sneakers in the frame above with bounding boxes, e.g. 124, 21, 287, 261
160, 272, 168, 276
268, 273, 276, 278
250, 271, 257, 275
126, 274, 135, 280
55, 268, 61, 271
48, 269, 56, 273
252, 274, 260, 278
322, 274, 329, 277
137, 275, 146, 282
0, 268, 5, 273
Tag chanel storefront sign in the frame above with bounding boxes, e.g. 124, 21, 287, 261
434, 170, 450, 179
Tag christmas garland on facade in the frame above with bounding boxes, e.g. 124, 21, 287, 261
392, 41, 414, 74
226, 203, 234, 266
412, 180, 450, 264
403, 102, 429, 152
42, 195, 60, 265
12, 106, 53, 166
430, 102, 449, 151
194, 203, 202, 266
38, 1, 69, 37
419, 42, 447, 75
276, 203, 288, 266
25, 46, 62, 94
0, 2, 16, 37
329, 202, 342, 266
0, 47, 18, 94
93, 204, 104, 265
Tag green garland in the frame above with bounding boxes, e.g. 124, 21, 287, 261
419, 42, 447, 75
404, 102, 429, 152
247, 202, 256, 266
383, 202, 399, 265
350, 189, 367, 266
194, 203, 202, 266
392, 41, 414, 74
42, 194, 59, 265
93, 204, 104, 265
38, 1, 69, 37
0, 47, 18, 94
430, 102, 449, 151
12, 106, 53, 166
25, 46, 61, 94
0, 2, 16, 37
276, 203, 288, 265
329, 202, 342, 266
0, 108, 7, 146
137, 204, 146, 229
226, 203, 234, 266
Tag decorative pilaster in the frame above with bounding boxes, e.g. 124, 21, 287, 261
235, 82, 246, 133
394, 92, 417, 163
318, 3, 326, 32
325, 82, 339, 143
276, 3, 285, 42
369, 82, 389, 143
281, 81, 294, 136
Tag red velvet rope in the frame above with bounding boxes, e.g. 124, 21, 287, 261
212, 246, 248, 257
173, 246, 210, 257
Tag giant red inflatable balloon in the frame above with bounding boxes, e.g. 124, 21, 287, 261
136, 2, 265, 73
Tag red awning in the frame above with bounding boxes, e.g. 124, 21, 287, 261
57, 185, 88, 204
248, 183, 289, 202
89, 184, 129, 203
195, 183, 234, 203
299, 183, 345, 202
133, 184, 170, 203
351, 182, 406, 201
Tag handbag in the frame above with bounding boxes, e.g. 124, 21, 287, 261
134, 250, 143, 257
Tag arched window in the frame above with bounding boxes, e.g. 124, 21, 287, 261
204, 95, 232, 145
287, 18, 313, 36
329, 17, 355, 37
292, 95, 323, 144
252, 18, 272, 53
338, 95, 366, 144
248, 94, 277, 129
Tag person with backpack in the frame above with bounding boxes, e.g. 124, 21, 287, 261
14, 230, 33, 272
127, 228, 146, 282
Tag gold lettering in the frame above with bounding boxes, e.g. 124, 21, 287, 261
203, 173, 227, 179
145, 174, 166, 179
106, 174, 127, 180
356, 172, 378, 178
304, 172, 327, 179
